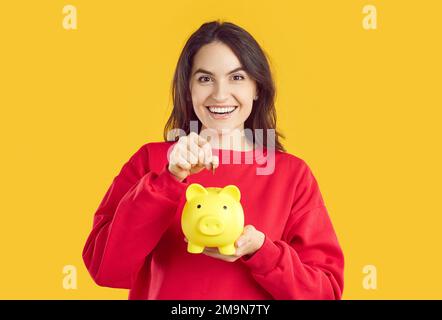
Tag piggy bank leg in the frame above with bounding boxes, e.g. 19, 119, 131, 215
187, 242, 204, 254
218, 244, 236, 255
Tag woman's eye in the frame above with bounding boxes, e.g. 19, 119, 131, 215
197, 75, 245, 82
232, 75, 245, 81
197, 204, 201, 209
198, 76, 212, 82
223, 205, 227, 210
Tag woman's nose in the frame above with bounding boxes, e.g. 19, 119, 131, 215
211, 82, 230, 101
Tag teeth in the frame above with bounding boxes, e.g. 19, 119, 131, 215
207, 106, 237, 114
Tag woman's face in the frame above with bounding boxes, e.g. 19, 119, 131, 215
189, 41, 258, 134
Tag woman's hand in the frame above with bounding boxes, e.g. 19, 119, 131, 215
168, 132, 219, 182
185, 225, 265, 262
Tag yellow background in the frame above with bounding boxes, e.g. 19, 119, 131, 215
1, 0, 441, 299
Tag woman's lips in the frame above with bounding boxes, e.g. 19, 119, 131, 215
205, 106, 238, 120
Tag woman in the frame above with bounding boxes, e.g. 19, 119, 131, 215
82, 20, 344, 300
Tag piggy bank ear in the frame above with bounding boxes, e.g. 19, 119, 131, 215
220, 185, 241, 202
186, 183, 208, 201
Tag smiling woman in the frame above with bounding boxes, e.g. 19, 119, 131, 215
82, 20, 344, 300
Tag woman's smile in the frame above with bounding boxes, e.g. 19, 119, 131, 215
205, 105, 239, 120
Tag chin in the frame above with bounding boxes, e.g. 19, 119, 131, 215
208, 123, 237, 133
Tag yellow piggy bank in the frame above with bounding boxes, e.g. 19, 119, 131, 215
181, 183, 244, 255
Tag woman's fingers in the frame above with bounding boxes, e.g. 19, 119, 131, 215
187, 133, 200, 165
200, 142, 214, 170
183, 238, 240, 262
186, 146, 199, 165
187, 133, 218, 172
187, 132, 210, 168
168, 132, 219, 181
170, 145, 191, 170
190, 131, 209, 147
200, 142, 219, 171
234, 225, 255, 256
202, 249, 239, 262
212, 154, 219, 169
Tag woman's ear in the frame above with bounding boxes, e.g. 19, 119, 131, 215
186, 183, 208, 201
219, 185, 241, 202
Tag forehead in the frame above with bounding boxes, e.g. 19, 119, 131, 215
192, 42, 242, 72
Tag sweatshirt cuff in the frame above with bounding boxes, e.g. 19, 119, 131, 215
149, 164, 189, 200
240, 234, 282, 275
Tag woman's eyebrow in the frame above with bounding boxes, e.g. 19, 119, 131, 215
192, 67, 245, 76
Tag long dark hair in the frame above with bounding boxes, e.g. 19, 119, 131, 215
163, 20, 285, 152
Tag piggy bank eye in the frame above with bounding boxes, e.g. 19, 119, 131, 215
223, 205, 227, 210
197, 204, 201, 209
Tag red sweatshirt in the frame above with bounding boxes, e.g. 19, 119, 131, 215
82, 141, 344, 299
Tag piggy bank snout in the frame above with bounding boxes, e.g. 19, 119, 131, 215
198, 216, 225, 236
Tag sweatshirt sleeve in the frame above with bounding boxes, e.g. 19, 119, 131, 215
240, 160, 345, 300
82, 144, 188, 289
